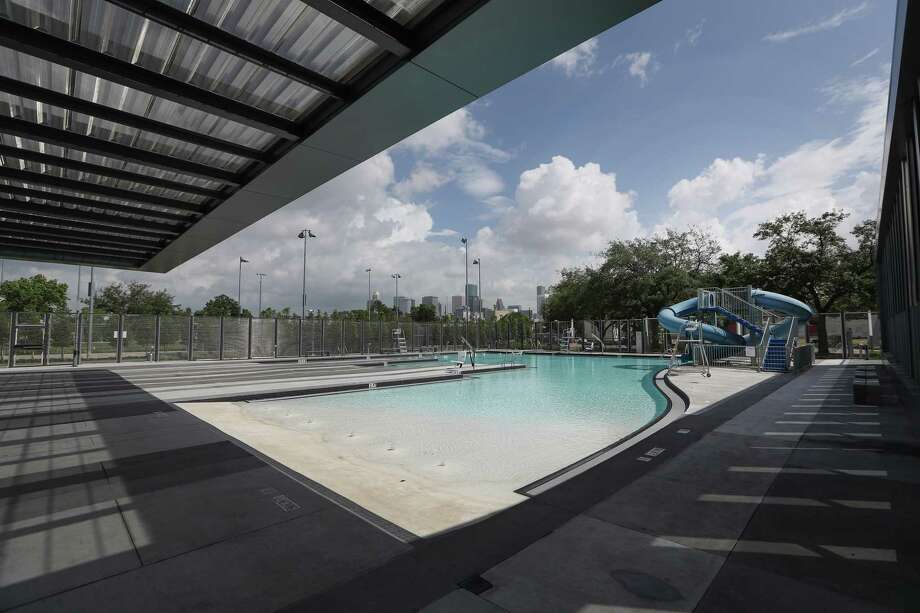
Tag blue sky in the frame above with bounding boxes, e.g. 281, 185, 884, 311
2, 0, 898, 313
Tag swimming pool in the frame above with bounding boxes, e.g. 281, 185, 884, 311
233, 353, 668, 534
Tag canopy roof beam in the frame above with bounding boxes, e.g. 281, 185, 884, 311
105, 0, 348, 99
301, 0, 413, 57
0, 75, 269, 161
0, 18, 301, 140
0, 115, 242, 185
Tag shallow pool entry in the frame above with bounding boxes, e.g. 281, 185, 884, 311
243, 354, 668, 492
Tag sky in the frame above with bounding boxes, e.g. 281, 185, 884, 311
1, 0, 898, 314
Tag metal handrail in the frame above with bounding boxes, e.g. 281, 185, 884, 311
591, 333, 606, 352
698, 287, 781, 329
459, 335, 476, 366
757, 316, 773, 371
783, 317, 797, 368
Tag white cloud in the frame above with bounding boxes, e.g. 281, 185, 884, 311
373, 200, 435, 246
392, 164, 448, 199
764, 2, 870, 43
549, 38, 599, 78
500, 156, 642, 254
614, 52, 656, 86
394, 108, 510, 199
456, 160, 504, 198
398, 108, 506, 161
668, 157, 765, 211
850, 48, 879, 67
657, 73, 887, 252
674, 19, 705, 53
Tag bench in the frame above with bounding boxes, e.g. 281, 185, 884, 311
853, 366, 880, 405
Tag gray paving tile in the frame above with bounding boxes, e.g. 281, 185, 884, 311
697, 555, 894, 613
15, 506, 410, 613
482, 516, 725, 613
0, 500, 139, 610
117, 464, 332, 564
419, 589, 508, 613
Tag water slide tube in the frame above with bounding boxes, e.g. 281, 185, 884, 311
657, 290, 814, 346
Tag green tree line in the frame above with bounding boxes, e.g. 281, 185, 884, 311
542, 211, 876, 353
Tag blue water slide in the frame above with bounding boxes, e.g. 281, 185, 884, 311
657, 290, 815, 346
657, 296, 746, 346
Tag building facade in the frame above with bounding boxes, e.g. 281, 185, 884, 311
421, 295, 441, 316
877, 0, 920, 391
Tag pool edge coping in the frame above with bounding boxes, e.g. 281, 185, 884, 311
516, 367, 685, 496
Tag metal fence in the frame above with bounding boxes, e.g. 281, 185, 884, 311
0, 311, 880, 368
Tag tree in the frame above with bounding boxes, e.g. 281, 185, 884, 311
0, 275, 69, 313
839, 219, 878, 311
369, 299, 394, 320
196, 295, 251, 317
715, 252, 765, 288
91, 281, 180, 315
543, 227, 724, 322
410, 303, 437, 322
754, 211, 876, 353
259, 306, 294, 318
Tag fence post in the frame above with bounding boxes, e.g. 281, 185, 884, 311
840, 311, 848, 359
273, 318, 279, 358
342, 319, 346, 355
246, 316, 253, 360
154, 315, 161, 362
7, 312, 15, 368
73, 312, 82, 367
187, 315, 194, 361
297, 317, 303, 357
320, 319, 326, 356
116, 314, 124, 363
41, 314, 51, 366
218, 316, 224, 360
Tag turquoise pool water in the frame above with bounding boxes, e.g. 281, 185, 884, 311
243, 354, 668, 490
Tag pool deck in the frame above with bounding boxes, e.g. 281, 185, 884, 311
1, 357, 917, 611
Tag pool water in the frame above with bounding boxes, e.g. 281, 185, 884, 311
242, 354, 668, 491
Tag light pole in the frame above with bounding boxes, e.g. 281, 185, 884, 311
237, 257, 249, 316
365, 267, 372, 320
256, 273, 266, 316
391, 273, 401, 319
473, 258, 482, 322
297, 229, 317, 319
75, 265, 82, 311
460, 237, 469, 323
87, 266, 95, 354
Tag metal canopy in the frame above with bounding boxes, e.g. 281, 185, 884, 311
0, 0, 659, 271
0, 0, 475, 268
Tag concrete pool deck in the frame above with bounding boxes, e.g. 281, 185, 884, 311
2, 356, 917, 611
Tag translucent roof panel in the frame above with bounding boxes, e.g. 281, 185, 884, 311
0, 216, 165, 242
160, 0, 386, 83
0, 132, 228, 193
69, 0, 324, 119
0, 178, 200, 217
0, 192, 190, 227
0, 46, 277, 153
0, 158, 208, 205
366, 0, 446, 26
